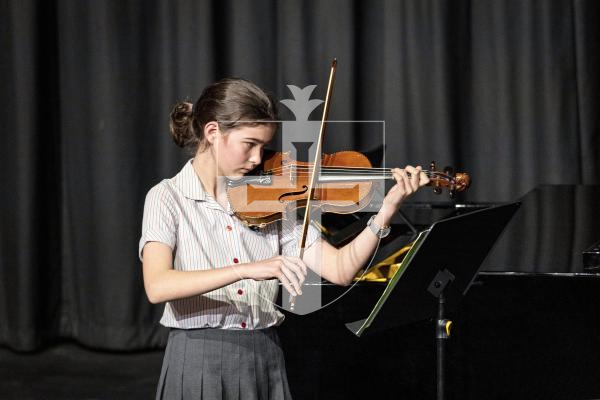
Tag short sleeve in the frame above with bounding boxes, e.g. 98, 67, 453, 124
280, 217, 322, 256
138, 182, 177, 262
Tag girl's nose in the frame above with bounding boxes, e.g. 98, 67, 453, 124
249, 148, 262, 165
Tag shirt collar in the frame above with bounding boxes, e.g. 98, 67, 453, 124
173, 159, 207, 201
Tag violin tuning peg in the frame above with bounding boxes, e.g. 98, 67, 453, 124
433, 187, 442, 195
430, 161, 437, 171
443, 166, 454, 176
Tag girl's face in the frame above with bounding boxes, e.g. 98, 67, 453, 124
214, 124, 275, 178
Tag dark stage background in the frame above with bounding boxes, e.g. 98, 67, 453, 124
1, 0, 600, 398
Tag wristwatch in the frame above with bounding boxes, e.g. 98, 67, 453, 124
367, 215, 391, 238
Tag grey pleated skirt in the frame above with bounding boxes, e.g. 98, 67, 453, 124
156, 327, 293, 400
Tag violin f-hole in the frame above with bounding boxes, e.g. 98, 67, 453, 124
278, 185, 309, 203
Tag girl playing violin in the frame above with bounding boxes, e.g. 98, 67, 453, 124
139, 77, 429, 399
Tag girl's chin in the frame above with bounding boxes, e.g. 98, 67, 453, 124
224, 170, 247, 180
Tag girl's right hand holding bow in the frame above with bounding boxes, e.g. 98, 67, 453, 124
238, 256, 308, 297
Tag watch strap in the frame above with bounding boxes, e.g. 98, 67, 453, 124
367, 215, 391, 238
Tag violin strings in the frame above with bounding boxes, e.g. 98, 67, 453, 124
266, 170, 450, 179
262, 166, 452, 179
266, 165, 448, 174
267, 165, 392, 173
268, 173, 451, 180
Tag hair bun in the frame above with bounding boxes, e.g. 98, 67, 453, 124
169, 102, 195, 148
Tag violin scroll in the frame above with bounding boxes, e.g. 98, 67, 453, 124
428, 160, 471, 198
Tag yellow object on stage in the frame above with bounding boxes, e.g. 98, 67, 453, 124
353, 242, 414, 282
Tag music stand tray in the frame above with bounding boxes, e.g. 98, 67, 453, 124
346, 201, 520, 399
346, 201, 521, 336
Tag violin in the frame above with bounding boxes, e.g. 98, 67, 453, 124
226, 149, 470, 228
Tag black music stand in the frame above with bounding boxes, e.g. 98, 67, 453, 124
346, 202, 521, 400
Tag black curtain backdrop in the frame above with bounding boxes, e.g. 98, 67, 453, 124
1, 0, 599, 352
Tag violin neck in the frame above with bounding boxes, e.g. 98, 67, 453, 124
317, 173, 394, 183
317, 167, 434, 184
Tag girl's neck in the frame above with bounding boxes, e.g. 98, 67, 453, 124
192, 150, 225, 199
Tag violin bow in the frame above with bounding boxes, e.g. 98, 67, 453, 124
291, 58, 337, 310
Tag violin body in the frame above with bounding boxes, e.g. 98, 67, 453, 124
227, 150, 376, 227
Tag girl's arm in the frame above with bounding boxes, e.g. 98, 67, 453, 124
142, 242, 245, 304
303, 165, 429, 286
142, 241, 307, 303
303, 210, 394, 286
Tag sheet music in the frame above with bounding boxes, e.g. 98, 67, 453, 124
350, 228, 431, 336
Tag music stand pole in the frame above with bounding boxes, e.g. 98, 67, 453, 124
437, 291, 450, 400
428, 268, 454, 400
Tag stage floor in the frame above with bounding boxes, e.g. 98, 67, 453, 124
0, 341, 163, 399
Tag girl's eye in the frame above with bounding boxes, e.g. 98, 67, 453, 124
245, 142, 254, 148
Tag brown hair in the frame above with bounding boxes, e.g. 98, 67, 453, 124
169, 78, 278, 154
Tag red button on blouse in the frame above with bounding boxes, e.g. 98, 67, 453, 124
226, 225, 232, 231
241, 322, 247, 328
233, 258, 239, 264
237, 289, 243, 295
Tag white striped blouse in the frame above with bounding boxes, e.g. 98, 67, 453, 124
138, 159, 321, 330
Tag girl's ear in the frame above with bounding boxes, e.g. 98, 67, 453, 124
204, 121, 219, 145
